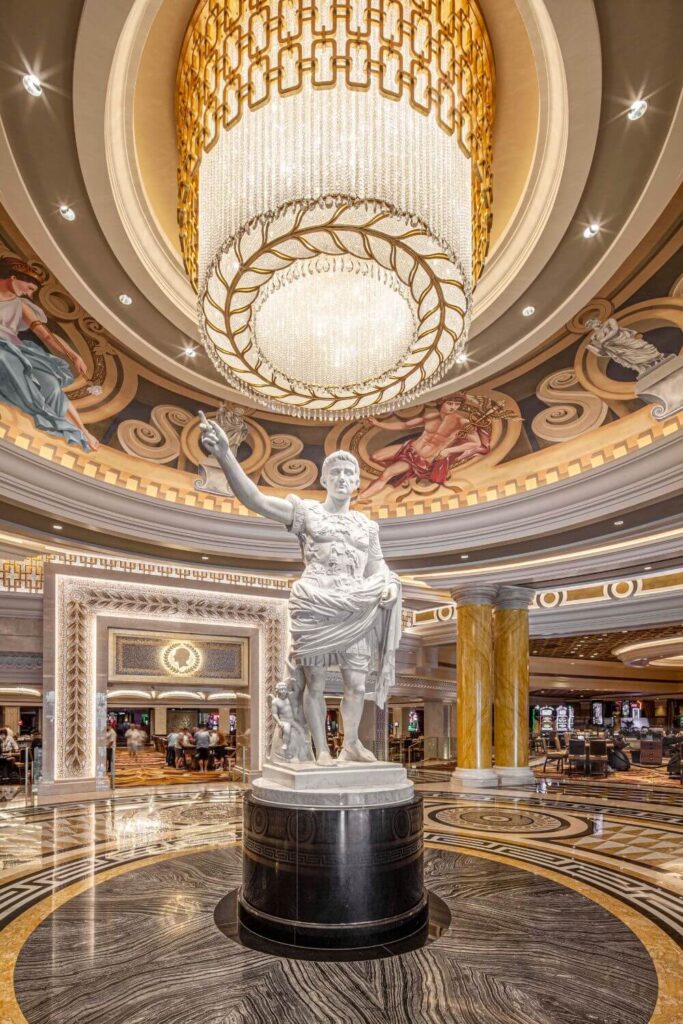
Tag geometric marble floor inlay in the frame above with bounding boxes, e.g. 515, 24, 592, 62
2, 783, 682, 1024
14, 846, 658, 1024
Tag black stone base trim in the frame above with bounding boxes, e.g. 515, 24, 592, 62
216, 888, 450, 961
238, 891, 429, 949
239, 792, 425, 949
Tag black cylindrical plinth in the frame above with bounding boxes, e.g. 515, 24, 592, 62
239, 793, 425, 949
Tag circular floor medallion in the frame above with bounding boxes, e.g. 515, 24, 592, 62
14, 846, 657, 1024
427, 803, 592, 838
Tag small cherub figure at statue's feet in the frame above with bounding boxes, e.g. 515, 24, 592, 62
316, 749, 336, 766
339, 740, 377, 763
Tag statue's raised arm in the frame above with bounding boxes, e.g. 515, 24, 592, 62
198, 411, 293, 526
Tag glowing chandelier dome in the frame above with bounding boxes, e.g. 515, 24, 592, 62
178, 0, 494, 419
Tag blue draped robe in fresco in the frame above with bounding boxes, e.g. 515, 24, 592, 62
0, 295, 90, 451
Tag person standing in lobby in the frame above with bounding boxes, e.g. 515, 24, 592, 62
166, 729, 178, 767
105, 722, 117, 774
195, 725, 211, 773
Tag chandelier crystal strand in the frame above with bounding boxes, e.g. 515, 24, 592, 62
180, 0, 493, 419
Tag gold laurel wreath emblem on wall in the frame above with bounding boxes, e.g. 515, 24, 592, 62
161, 641, 203, 677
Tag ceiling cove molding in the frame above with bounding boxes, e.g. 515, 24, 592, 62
0, 112, 233, 402
416, 520, 683, 588
76, 0, 198, 335
447, 88, 683, 395
0, 426, 681, 568
470, 0, 600, 330
0, 593, 43, 619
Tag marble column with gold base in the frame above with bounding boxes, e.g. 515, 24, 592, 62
451, 585, 498, 788
494, 586, 536, 786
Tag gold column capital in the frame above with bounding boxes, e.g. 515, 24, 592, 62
451, 584, 499, 606
494, 585, 535, 611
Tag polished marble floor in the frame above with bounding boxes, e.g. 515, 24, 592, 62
0, 778, 681, 1024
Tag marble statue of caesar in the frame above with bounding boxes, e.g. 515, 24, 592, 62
199, 412, 402, 766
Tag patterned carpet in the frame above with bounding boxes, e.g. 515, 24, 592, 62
113, 748, 244, 787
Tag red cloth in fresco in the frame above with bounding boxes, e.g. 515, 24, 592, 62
374, 426, 491, 485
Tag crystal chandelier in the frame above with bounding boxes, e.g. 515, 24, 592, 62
178, 0, 494, 419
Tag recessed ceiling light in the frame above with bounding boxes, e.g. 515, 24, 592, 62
583, 223, 600, 238
627, 99, 648, 121
184, 345, 197, 358
455, 351, 468, 365
522, 305, 535, 317
22, 73, 42, 97
613, 519, 624, 526
118, 293, 133, 306
59, 205, 76, 222
52, 524, 63, 531
460, 554, 469, 560
201, 555, 209, 561
643, 565, 652, 571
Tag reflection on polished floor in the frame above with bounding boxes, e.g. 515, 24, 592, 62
1, 778, 681, 1024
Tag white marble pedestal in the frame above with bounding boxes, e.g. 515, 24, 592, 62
252, 759, 414, 807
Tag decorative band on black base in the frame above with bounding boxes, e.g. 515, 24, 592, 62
239, 792, 425, 949
238, 892, 429, 950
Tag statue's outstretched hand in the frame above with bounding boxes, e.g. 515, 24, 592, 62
199, 410, 230, 459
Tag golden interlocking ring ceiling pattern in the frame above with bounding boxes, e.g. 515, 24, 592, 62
177, 0, 494, 289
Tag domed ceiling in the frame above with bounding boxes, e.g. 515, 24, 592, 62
0, 0, 681, 579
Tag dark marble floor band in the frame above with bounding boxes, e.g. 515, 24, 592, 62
14, 846, 658, 1024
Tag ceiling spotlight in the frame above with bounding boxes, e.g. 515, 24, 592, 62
52, 524, 63, 531
201, 555, 209, 561
583, 223, 600, 239
643, 565, 652, 571
627, 99, 648, 121
455, 351, 468, 365
59, 205, 76, 222
613, 519, 624, 526
184, 345, 197, 358
522, 305, 535, 317
118, 293, 133, 306
460, 554, 469, 560
22, 73, 42, 97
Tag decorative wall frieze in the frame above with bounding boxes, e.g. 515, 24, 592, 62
0, 651, 43, 669
411, 568, 683, 640
0, 548, 289, 595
